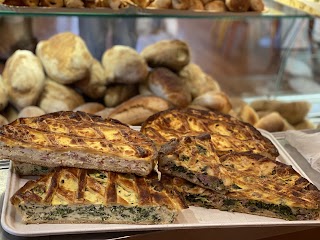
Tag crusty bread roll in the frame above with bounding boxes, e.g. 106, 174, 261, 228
0, 114, 8, 127
2, 50, 45, 110
179, 63, 220, 98
36, 32, 93, 85
172, 0, 189, 9
74, 59, 107, 99
254, 112, 294, 132
40, 0, 63, 6
205, 1, 227, 12
102, 45, 148, 85
229, 97, 246, 115
225, 0, 250, 12
250, 0, 264, 12
250, 100, 311, 125
141, 39, 190, 72
239, 104, 259, 126
73, 102, 105, 114
104, 84, 139, 108
0, 75, 9, 111
148, 0, 171, 8
108, 95, 171, 125
191, 91, 232, 114
148, 68, 192, 107
64, 0, 84, 7
22, 0, 39, 6
38, 79, 85, 113
294, 119, 316, 130
95, 107, 115, 119
189, 0, 204, 10
18, 106, 46, 118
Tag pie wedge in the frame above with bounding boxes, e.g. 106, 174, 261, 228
141, 108, 278, 159
10, 167, 187, 224
0, 111, 157, 176
158, 135, 320, 220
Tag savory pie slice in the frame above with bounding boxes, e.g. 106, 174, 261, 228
0, 111, 157, 176
11, 167, 187, 224
158, 133, 227, 192
160, 151, 320, 220
141, 108, 278, 159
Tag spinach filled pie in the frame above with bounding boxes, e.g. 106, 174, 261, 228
11, 167, 187, 224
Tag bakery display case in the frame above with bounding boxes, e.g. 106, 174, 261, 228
1, 0, 320, 239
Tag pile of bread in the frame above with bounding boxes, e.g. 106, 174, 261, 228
0, 31, 315, 132
1, 0, 265, 13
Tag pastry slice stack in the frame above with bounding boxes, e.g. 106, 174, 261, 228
158, 134, 320, 220
3, 111, 187, 224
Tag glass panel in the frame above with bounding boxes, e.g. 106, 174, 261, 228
0, 0, 311, 18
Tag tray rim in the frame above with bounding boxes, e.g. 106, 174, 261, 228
2, 131, 320, 237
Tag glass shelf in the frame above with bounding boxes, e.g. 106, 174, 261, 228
0, 0, 311, 18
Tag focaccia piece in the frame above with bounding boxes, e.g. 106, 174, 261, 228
0, 111, 157, 176
160, 151, 320, 220
11, 168, 187, 224
141, 108, 278, 159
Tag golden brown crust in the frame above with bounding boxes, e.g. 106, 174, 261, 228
158, 136, 320, 220
0, 111, 157, 176
141, 108, 279, 159
11, 167, 187, 224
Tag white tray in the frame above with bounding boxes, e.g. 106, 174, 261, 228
2, 130, 320, 237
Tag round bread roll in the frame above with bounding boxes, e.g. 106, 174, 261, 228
250, 100, 311, 125
23, 0, 39, 6
0, 75, 9, 111
179, 63, 220, 98
104, 84, 139, 108
95, 108, 115, 119
254, 112, 294, 132
141, 39, 190, 72
0, 114, 8, 126
205, 1, 227, 12
38, 79, 85, 113
36, 32, 93, 85
102, 45, 148, 85
148, 68, 192, 107
250, 0, 264, 12
238, 104, 259, 126
192, 91, 232, 114
148, 0, 171, 8
225, 0, 250, 12
75, 59, 107, 99
40, 0, 64, 6
294, 119, 315, 130
73, 102, 105, 114
2, 50, 45, 110
189, 0, 204, 10
172, 0, 189, 9
18, 106, 46, 118
64, 0, 84, 7
108, 95, 171, 125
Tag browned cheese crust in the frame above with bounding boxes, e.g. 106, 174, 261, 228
141, 108, 279, 159
0, 111, 157, 176
11, 167, 187, 224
